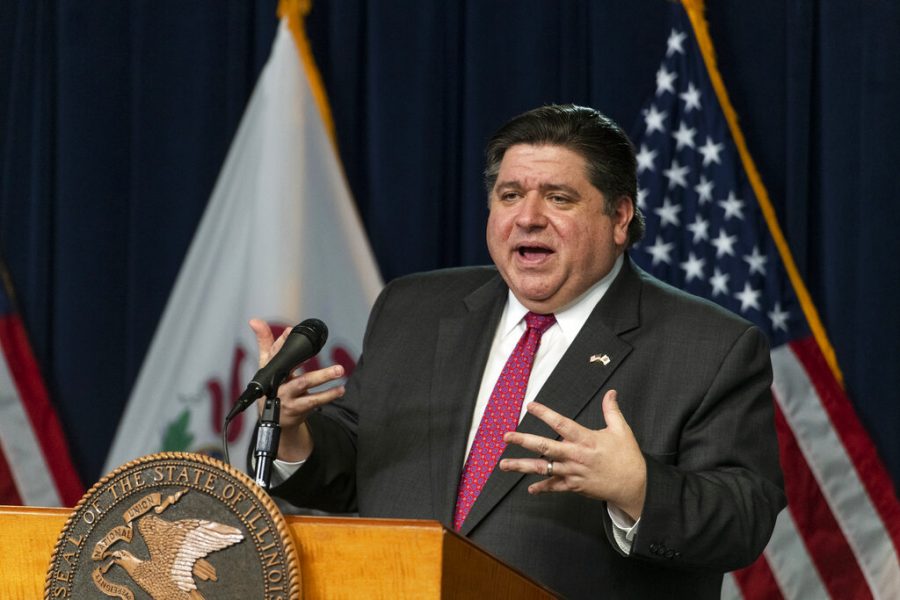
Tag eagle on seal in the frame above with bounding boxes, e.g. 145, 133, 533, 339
107, 514, 243, 599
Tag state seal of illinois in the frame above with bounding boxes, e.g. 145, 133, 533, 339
45, 452, 301, 599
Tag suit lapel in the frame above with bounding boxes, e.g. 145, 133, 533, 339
429, 274, 507, 526
459, 257, 643, 535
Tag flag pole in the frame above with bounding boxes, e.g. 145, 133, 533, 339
279, 0, 337, 147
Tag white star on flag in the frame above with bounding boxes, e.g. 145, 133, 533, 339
698, 136, 724, 166
663, 159, 690, 189
679, 82, 702, 112
656, 65, 678, 96
709, 267, 730, 297
644, 105, 668, 135
687, 214, 710, 243
710, 229, 738, 257
654, 197, 683, 227
695, 175, 714, 204
666, 29, 687, 56
718, 191, 745, 220
646, 235, 675, 266
743, 245, 768, 275
735, 281, 762, 312
679, 252, 706, 282
767, 302, 790, 331
672, 122, 697, 150
637, 187, 649, 210
636, 144, 658, 173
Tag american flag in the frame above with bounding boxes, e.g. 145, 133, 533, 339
629, 2, 900, 598
0, 258, 82, 506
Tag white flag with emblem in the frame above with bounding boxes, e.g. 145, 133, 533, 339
104, 14, 381, 474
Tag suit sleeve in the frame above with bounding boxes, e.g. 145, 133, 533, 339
267, 281, 395, 513
623, 325, 786, 571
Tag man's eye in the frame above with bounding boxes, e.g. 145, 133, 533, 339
501, 192, 521, 201
549, 195, 570, 204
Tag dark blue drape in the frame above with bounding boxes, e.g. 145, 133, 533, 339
2, 0, 899, 492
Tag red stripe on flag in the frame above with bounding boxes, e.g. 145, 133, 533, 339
0, 314, 83, 506
773, 400, 872, 599
732, 554, 785, 600
0, 443, 24, 505
789, 337, 900, 554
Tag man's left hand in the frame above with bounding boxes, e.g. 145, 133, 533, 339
499, 389, 647, 521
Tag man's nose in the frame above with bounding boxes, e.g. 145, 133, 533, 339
514, 195, 548, 228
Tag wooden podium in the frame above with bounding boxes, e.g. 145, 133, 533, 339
0, 505, 556, 598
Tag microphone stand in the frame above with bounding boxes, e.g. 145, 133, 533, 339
254, 396, 281, 490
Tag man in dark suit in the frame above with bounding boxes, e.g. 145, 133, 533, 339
251, 105, 785, 598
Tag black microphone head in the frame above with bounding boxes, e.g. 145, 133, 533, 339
227, 318, 331, 421
293, 318, 328, 352
252, 318, 329, 396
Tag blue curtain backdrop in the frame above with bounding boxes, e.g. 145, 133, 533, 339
2, 0, 899, 491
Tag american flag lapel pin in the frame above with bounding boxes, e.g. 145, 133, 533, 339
589, 354, 611, 366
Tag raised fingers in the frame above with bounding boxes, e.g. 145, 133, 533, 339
503, 430, 566, 460
600, 389, 630, 432
525, 401, 588, 444
277, 364, 345, 402
295, 364, 345, 391
249, 318, 278, 365
258, 364, 347, 421
280, 383, 346, 415
527, 475, 573, 495
499, 456, 553, 477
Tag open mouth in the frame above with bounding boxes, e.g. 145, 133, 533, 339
517, 245, 553, 260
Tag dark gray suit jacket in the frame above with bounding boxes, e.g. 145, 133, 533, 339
272, 257, 785, 599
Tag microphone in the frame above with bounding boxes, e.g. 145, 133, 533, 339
226, 318, 328, 422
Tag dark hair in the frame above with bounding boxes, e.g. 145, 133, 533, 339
484, 104, 645, 246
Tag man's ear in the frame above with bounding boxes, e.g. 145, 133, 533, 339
612, 195, 634, 246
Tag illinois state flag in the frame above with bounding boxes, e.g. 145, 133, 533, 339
629, 0, 900, 597
104, 3, 381, 474
0, 260, 83, 506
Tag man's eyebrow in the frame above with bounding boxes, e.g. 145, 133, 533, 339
493, 180, 581, 196
537, 182, 580, 196
493, 179, 523, 190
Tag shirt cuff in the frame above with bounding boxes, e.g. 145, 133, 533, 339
270, 457, 305, 486
608, 504, 641, 554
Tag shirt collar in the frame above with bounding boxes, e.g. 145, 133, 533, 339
500, 254, 625, 340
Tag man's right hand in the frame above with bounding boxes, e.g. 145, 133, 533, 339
249, 318, 346, 462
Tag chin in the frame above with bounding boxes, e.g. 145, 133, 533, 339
511, 287, 555, 307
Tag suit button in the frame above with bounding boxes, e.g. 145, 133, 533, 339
674, 551, 681, 559
665, 549, 675, 559
650, 543, 659, 554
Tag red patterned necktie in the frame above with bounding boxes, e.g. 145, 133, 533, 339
453, 311, 556, 531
